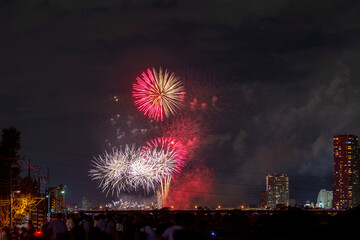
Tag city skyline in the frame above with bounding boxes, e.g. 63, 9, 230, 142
333, 134, 360, 208
1, 0, 360, 208
265, 173, 289, 209
1, 129, 359, 208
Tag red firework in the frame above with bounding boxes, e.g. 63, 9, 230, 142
143, 137, 187, 164
133, 68, 184, 121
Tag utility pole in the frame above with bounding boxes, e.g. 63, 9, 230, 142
9, 162, 18, 229
9, 166, 12, 229
47, 167, 50, 189
46, 167, 50, 222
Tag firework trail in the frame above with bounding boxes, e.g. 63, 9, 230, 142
142, 137, 186, 207
156, 175, 172, 208
133, 68, 185, 121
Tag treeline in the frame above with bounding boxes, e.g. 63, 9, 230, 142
0, 127, 42, 228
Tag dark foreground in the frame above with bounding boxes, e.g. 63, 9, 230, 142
4, 208, 360, 240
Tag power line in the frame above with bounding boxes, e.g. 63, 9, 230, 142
21, 146, 332, 195
50, 171, 326, 192
23, 145, 329, 178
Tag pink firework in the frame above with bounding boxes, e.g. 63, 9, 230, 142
133, 68, 184, 121
143, 137, 187, 165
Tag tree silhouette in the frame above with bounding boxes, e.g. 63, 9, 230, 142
0, 127, 21, 199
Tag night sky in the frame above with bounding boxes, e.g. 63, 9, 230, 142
1, 0, 360, 208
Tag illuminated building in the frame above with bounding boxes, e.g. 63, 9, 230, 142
47, 184, 66, 213
333, 134, 360, 209
317, 189, 333, 208
304, 201, 314, 208
266, 173, 289, 209
82, 196, 91, 210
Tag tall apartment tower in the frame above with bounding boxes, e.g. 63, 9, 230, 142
82, 196, 90, 210
266, 173, 289, 209
48, 184, 66, 212
333, 134, 360, 209
317, 189, 333, 208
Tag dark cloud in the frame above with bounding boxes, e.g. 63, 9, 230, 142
1, 0, 360, 206
225, 60, 360, 205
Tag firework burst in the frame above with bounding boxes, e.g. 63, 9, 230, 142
133, 68, 185, 121
141, 137, 186, 206
90, 144, 184, 197
89, 145, 142, 196
143, 137, 187, 163
141, 145, 184, 176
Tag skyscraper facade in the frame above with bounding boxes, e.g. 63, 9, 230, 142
82, 196, 91, 210
333, 134, 360, 209
266, 173, 289, 209
48, 185, 66, 212
317, 189, 333, 208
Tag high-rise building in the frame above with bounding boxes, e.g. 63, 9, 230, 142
266, 173, 289, 209
47, 184, 66, 212
317, 189, 333, 208
333, 134, 360, 209
82, 196, 91, 210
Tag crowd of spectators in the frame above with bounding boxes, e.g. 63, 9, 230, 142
1, 220, 37, 240
1, 211, 209, 240
3, 207, 360, 240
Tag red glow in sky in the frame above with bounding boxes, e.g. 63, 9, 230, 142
160, 115, 208, 161
166, 166, 214, 209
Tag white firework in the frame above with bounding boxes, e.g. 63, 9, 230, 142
89, 145, 141, 196
141, 147, 183, 176
89, 144, 184, 197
